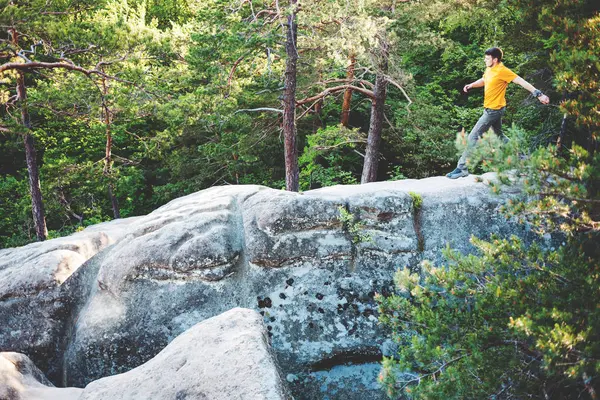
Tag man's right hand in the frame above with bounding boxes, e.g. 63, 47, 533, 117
463, 84, 472, 93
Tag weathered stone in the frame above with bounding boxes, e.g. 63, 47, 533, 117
287, 363, 387, 400
1, 309, 289, 400
77, 308, 290, 400
0, 217, 139, 382
63, 186, 264, 385
0, 352, 82, 400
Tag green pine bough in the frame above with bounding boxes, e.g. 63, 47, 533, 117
377, 234, 599, 399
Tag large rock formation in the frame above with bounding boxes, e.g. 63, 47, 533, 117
1, 308, 290, 400
0, 174, 534, 399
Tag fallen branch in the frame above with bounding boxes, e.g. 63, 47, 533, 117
255, 86, 285, 95
227, 54, 247, 90
112, 154, 140, 166
16, 41, 43, 63
296, 98, 322, 121
58, 44, 98, 57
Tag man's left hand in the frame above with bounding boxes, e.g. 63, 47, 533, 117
538, 94, 550, 105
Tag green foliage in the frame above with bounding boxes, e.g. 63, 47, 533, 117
378, 234, 599, 399
0, 175, 34, 247
379, 128, 599, 397
409, 192, 424, 253
456, 124, 527, 177
520, 0, 600, 136
462, 124, 598, 235
408, 192, 422, 210
299, 125, 363, 190
386, 92, 457, 178
387, 166, 407, 181
338, 205, 371, 245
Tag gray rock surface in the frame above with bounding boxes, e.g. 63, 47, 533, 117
1, 174, 533, 399
0, 217, 139, 381
0, 352, 82, 400
287, 363, 384, 400
1, 309, 289, 400
79, 308, 290, 400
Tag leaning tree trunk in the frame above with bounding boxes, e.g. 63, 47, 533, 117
101, 76, 120, 219
361, 41, 389, 184
340, 54, 356, 127
282, 0, 299, 192
17, 72, 48, 241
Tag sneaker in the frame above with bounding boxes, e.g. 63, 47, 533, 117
446, 168, 469, 179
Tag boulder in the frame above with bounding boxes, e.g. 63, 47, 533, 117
0, 308, 289, 400
0, 352, 82, 400
63, 186, 264, 385
78, 308, 290, 400
0, 217, 139, 381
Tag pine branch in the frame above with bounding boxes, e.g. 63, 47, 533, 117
385, 77, 413, 111
40, 7, 95, 15
0, 61, 108, 78
296, 84, 375, 105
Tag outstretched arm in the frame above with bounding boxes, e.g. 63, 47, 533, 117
463, 78, 484, 93
512, 76, 550, 104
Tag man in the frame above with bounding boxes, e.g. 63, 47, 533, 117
446, 47, 550, 179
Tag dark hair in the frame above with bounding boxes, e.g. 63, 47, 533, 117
485, 47, 503, 62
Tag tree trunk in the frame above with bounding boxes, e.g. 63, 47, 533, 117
557, 113, 567, 151
361, 41, 389, 184
282, 0, 299, 192
233, 153, 240, 184
313, 99, 323, 131
107, 184, 120, 219
101, 76, 120, 219
17, 72, 48, 241
340, 54, 356, 127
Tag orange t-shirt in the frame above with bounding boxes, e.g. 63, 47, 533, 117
483, 63, 517, 110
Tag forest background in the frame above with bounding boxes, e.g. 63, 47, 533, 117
2, 0, 593, 247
